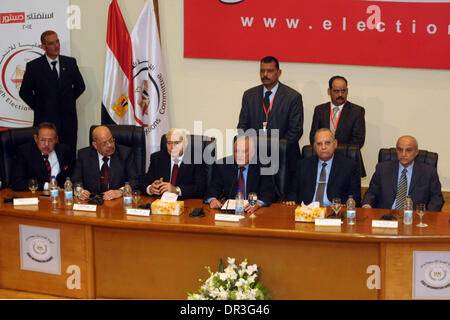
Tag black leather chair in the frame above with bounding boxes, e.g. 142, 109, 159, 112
160, 134, 216, 191
89, 125, 146, 176
378, 148, 438, 168
301, 143, 362, 178
0, 127, 37, 188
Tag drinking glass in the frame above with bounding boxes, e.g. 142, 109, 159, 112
248, 192, 258, 208
133, 190, 141, 208
331, 198, 342, 218
416, 203, 427, 227
28, 178, 38, 195
74, 182, 83, 203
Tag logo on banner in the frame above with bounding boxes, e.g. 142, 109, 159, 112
421, 260, 450, 290
0, 12, 25, 24
132, 60, 167, 131
26, 235, 54, 263
112, 94, 129, 118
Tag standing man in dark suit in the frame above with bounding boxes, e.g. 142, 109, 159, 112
71, 126, 139, 201
19, 30, 85, 159
309, 76, 366, 177
205, 136, 275, 213
143, 128, 206, 199
285, 128, 361, 207
362, 136, 444, 212
11, 122, 73, 191
237, 56, 303, 181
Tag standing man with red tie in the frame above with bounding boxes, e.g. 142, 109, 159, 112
19, 30, 85, 162
143, 128, 206, 199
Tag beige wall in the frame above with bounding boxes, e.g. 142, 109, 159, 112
71, 0, 450, 190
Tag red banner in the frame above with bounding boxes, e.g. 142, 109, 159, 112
184, 0, 450, 69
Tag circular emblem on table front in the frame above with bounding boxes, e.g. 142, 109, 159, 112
422, 262, 450, 289
26, 236, 53, 263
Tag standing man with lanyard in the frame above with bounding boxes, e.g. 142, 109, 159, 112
237, 56, 304, 187
309, 76, 366, 176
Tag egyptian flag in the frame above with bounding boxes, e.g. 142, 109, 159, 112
101, 0, 134, 125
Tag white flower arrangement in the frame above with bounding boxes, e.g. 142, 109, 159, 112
187, 257, 270, 300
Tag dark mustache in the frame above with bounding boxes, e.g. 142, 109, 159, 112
262, 77, 270, 81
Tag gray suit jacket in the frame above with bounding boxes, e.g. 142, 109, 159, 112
362, 160, 444, 212
71, 144, 139, 193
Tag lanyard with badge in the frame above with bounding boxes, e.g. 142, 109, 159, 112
262, 92, 276, 132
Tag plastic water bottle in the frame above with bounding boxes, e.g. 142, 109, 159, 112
346, 195, 356, 225
403, 195, 413, 225
123, 181, 132, 208
235, 189, 245, 216
64, 177, 73, 205
49, 176, 58, 204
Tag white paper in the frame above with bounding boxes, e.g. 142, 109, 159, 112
220, 199, 249, 210
215, 213, 244, 222
13, 198, 39, 206
126, 208, 151, 217
372, 220, 398, 229
73, 204, 97, 212
161, 192, 178, 202
302, 201, 320, 209
315, 218, 342, 226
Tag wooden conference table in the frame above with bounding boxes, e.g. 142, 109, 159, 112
0, 189, 449, 300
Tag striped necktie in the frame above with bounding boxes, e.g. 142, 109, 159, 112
394, 168, 408, 210
314, 162, 327, 206
43, 154, 51, 182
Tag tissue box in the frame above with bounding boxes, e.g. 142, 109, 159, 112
151, 199, 184, 216
295, 206, 326, 222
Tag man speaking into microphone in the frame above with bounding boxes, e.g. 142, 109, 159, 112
205, 136, 275, 214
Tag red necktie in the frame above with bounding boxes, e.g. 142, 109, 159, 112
238, 166, 246, 198
170, 161, 179, 185
43, 154, 51, 182
100, 156, 109, 192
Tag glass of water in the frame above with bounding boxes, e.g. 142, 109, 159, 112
416, 203, 427, 227
248, 192, 258, 208
332, 198, 342, 218
133, 190, 141, 208
74, 182, 83, 203
28, 178, 38, 195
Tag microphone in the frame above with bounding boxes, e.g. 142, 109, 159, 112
222, 165, 238, 214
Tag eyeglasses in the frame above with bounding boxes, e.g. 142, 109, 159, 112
97, 137, 115, 147
166, 141, 182, 146
38, 138, 56, 144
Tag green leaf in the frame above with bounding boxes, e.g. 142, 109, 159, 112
219, 258, 224, 273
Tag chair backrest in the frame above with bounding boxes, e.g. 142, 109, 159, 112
0, 127, 37, 188
90, 125, 146, 176
160, 134, 217, 190
301, 143, 362, 178
378, 148, 438, 168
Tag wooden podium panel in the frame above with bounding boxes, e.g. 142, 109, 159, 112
94, 227, 380, 299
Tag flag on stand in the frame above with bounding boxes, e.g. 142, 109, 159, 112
131, 0, 169, 170
101, 0, 134, 125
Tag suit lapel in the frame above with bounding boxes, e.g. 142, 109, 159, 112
409, 162, 419, 195
89, 148, 102, 191
335, 102, 350, 136
31, 144, 47, 179
306, 156, 319, 202
390, 161, 400, 203
268, 83, 283, 125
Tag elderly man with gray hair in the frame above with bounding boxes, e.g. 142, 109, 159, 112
143, 128, 206, 199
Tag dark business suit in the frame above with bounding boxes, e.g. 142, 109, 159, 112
205, 156, 275, 205
309, 101, 366, 177
11, 142, 73, 191
19, 54, 85, 154
362, 160, 444, 212
237, 82, 303, 172
71, 144, 139, 194
143, 150, 206, 199
286, 153, 361, 206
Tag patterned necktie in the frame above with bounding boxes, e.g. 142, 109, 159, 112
314, 162, 328, 206
100, 156, 109, 192
51, 61, 58, 79
43, 154, 51, 182
331, 106, 340, 133
394, 168, 408, 210
170, 159, 179, 185
264, 91, 272, 114
238, 166, 246, 198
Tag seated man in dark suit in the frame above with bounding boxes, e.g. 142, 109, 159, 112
11, 122, 72, 191
205, 136, 275, 213
143, 128, 206, 199
285, 128, 361, 207
71, 126, 139, 201
362, 136, 444, 212
309, 75, 366, 177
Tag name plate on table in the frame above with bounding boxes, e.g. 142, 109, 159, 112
73, 204, 97, 212
215, 213, 244, 222
13, 198, 38, 206
315, 218, 342, 226
372, 220, 398, 229
126, 208, 151, 217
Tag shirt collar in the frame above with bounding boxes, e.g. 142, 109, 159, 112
46, 54, 59, 65
263, 82, 279, 96
399, 161, 414, 172
318, 155, 334, 167
331, 102, 344, 111
171, 153, 184, 164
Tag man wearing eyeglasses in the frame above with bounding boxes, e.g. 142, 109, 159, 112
71, 126, 139, 201
309, 76, 366, 177
11, 122, 73, 190
143, 128, 206, 199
